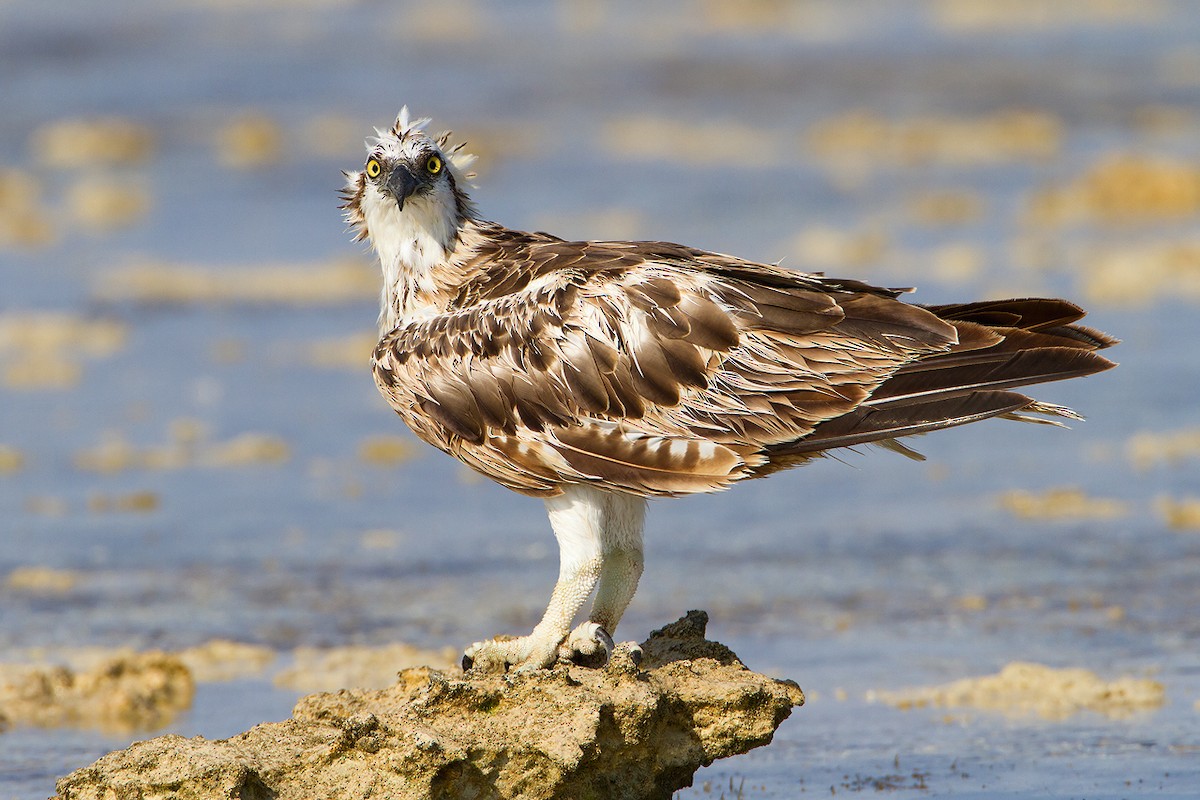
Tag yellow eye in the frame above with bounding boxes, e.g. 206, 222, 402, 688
365, 158, 382, 179
425, 154, 443, 175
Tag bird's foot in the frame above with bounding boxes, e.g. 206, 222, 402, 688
558, 622, 615, 668
461, 623, 623, 673
461, 633, 562, 674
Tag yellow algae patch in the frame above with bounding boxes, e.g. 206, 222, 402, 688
94, 258, 376, 306
66, 177, 150, 231
0, 168, 55, 249
1127, 427, 1200, 471
2, 358, 82, 390
31, 117, 156, 168
86, 491, 161, 514
307, 331, 376, 369
806, 110, 1062, 171
1156, 496, 1200, 531
927, 243, 985, 284
24, 495, 68, 517
787, 225, 889, 273
930, 0, 1163, 33
785, 227, 982, 286
360, 529, 404, 550
176, 640, 276, 683
907, 189, 986, 227
602, 115, 784, 168
74, 424, 290, 474
4, 566, 81, 594
0, 445, 24, 475
0, 168, 40, 211
954, 594, 989, 613
1029, 155, 1200, 226
997, 487, 1128, 521
0, 652, 193, 732
201, 433, 290, 467
0, 312, 128, 391
699, 0, 857, 41
274, 642, 458, 692
0, 312, 127, 359
216, 112, 284, 169
875, 662, 1164, 720
0, 203, 56, 249
1080, 240, 1200, 307
357, 435, 417, 466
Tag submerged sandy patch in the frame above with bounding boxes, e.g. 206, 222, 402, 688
274, 642, 458, 692
306, 330, 377, 369
31, 117, 156, 168
1156, 496, 1200, 531
93, 259, 376, 305
4, 566, 82, 594
176, 640, 277, 682
874, 661, 1164, 720
1028, 154, 1200, 226
216, 113, 284, 169
1127, 427, 1200, 471
357, 435, 417, 467
0, 312, 128, 390
0, 445, 24, 475
997, 486, 1129, 521
73, 421, 290, 474
807, 109, 1063, 172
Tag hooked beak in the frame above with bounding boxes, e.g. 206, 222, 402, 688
385, 166, 420, 210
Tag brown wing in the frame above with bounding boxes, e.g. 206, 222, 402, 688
373, 235, 1115, 497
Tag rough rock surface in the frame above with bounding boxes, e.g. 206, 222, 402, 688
55, 611, 803, 800
0, 651, 193, 733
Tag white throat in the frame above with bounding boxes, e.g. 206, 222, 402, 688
362, 184, 462, 333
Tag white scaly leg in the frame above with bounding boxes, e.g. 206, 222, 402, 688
560, 491, 646, 666
463, 484, 609, 672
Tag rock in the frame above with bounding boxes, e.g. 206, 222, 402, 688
0, 651, 193, 733
55, 611, 803, 800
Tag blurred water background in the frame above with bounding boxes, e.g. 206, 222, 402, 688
2, 1, 1200, 797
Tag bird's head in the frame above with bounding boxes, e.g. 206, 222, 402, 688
341, 107, 476, 248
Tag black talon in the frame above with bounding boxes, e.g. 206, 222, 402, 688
627, 643, 644, 667
461, 653, 474, 671
567, 626, 614, 668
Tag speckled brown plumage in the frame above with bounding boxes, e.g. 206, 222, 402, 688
367, 221, 1116, 498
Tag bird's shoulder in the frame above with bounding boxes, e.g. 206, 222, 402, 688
446, 220, 900, 309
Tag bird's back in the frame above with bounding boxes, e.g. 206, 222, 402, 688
372, 225, 1116, 497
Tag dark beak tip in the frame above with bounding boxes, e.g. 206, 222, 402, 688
386, 166, 419, 210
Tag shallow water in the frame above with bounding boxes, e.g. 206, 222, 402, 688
3, 2, 1200, 797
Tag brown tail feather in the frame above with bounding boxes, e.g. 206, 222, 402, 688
923, 297, 1087, 330
768, 391, 1035, 458
868, 347, 1115, 408
759, 298, 1116, 467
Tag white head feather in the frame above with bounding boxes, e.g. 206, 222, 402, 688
341, 108, 478, 331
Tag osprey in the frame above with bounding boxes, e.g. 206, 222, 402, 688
342, 109, 1116, 672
